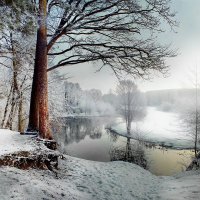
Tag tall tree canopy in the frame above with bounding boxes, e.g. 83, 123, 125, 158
46, 0, 176, 78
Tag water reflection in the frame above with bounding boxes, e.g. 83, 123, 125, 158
110, 137, 147, 169
60, 117, 108, 144
54, 117, 193, 176
56, 117, 147, 168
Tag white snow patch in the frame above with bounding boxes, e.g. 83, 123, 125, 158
0, 129, 38, 156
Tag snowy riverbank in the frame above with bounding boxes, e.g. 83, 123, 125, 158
109, 107, 199, 149
0, 129, 199, 200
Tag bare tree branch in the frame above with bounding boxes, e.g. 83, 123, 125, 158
44, 0, 177, 78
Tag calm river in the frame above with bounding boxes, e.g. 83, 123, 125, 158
53, 114, 194, 176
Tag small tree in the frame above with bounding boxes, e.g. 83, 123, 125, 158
182, 108, 200, 158
180, 67, 200, 158
116, 80, 146, 134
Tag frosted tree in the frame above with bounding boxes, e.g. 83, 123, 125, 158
180, 67, 200, 158
0, 0, 35, 132
182, 108, 200, 158
64, 81, 82, 114
87, 89, 102, 103
102, 92, 118, 108
48, 70, 68, 132
116, 80, 146, 134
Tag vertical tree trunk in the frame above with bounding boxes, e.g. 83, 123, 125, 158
1, 84, 13, 128
27, 39, 40, 132
127, 92, 131, 135
5, 91, 16, 130
5, 32, 18, 130
28, 0, 52, 139
18, 92, 24, 132
127, 121, 131, 135
195, 66, 198, 158
125, 138, 131, 161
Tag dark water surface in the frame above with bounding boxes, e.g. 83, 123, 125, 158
54, 117, 193, 176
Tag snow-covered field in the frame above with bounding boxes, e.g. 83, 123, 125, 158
110, 107, 197, 149
0, 129, 199, 200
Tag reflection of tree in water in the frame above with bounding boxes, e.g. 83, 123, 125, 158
60, 117, 112, 145
110, 137, 147, 169
106, 129, 119, 143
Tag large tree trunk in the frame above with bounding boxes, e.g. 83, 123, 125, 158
27, 36, 40, 132
28, 0, 52, 139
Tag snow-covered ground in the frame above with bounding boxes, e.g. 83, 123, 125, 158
0, 129, 38, 156
0, 129, 200, 200
0, 156, 200, 200
110, 107, 198, 149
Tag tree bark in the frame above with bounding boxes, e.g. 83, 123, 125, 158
27, 36, 40, 132
5, 32, 19, 130
28, 0, 52, 139
18, 92, 24, 132
1, 84, 13, 128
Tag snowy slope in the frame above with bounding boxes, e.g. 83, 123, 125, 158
159, 170, 200, 200
0, 129, 199, 200
0, 156, 199, 200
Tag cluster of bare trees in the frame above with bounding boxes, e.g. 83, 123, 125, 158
0, 0, 176, 139
0, 0, 35, 132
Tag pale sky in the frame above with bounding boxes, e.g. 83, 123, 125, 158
59, 0, 200, 94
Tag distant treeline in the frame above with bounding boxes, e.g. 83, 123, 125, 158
145, 88, 200, 111
64, 81, 199, 115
